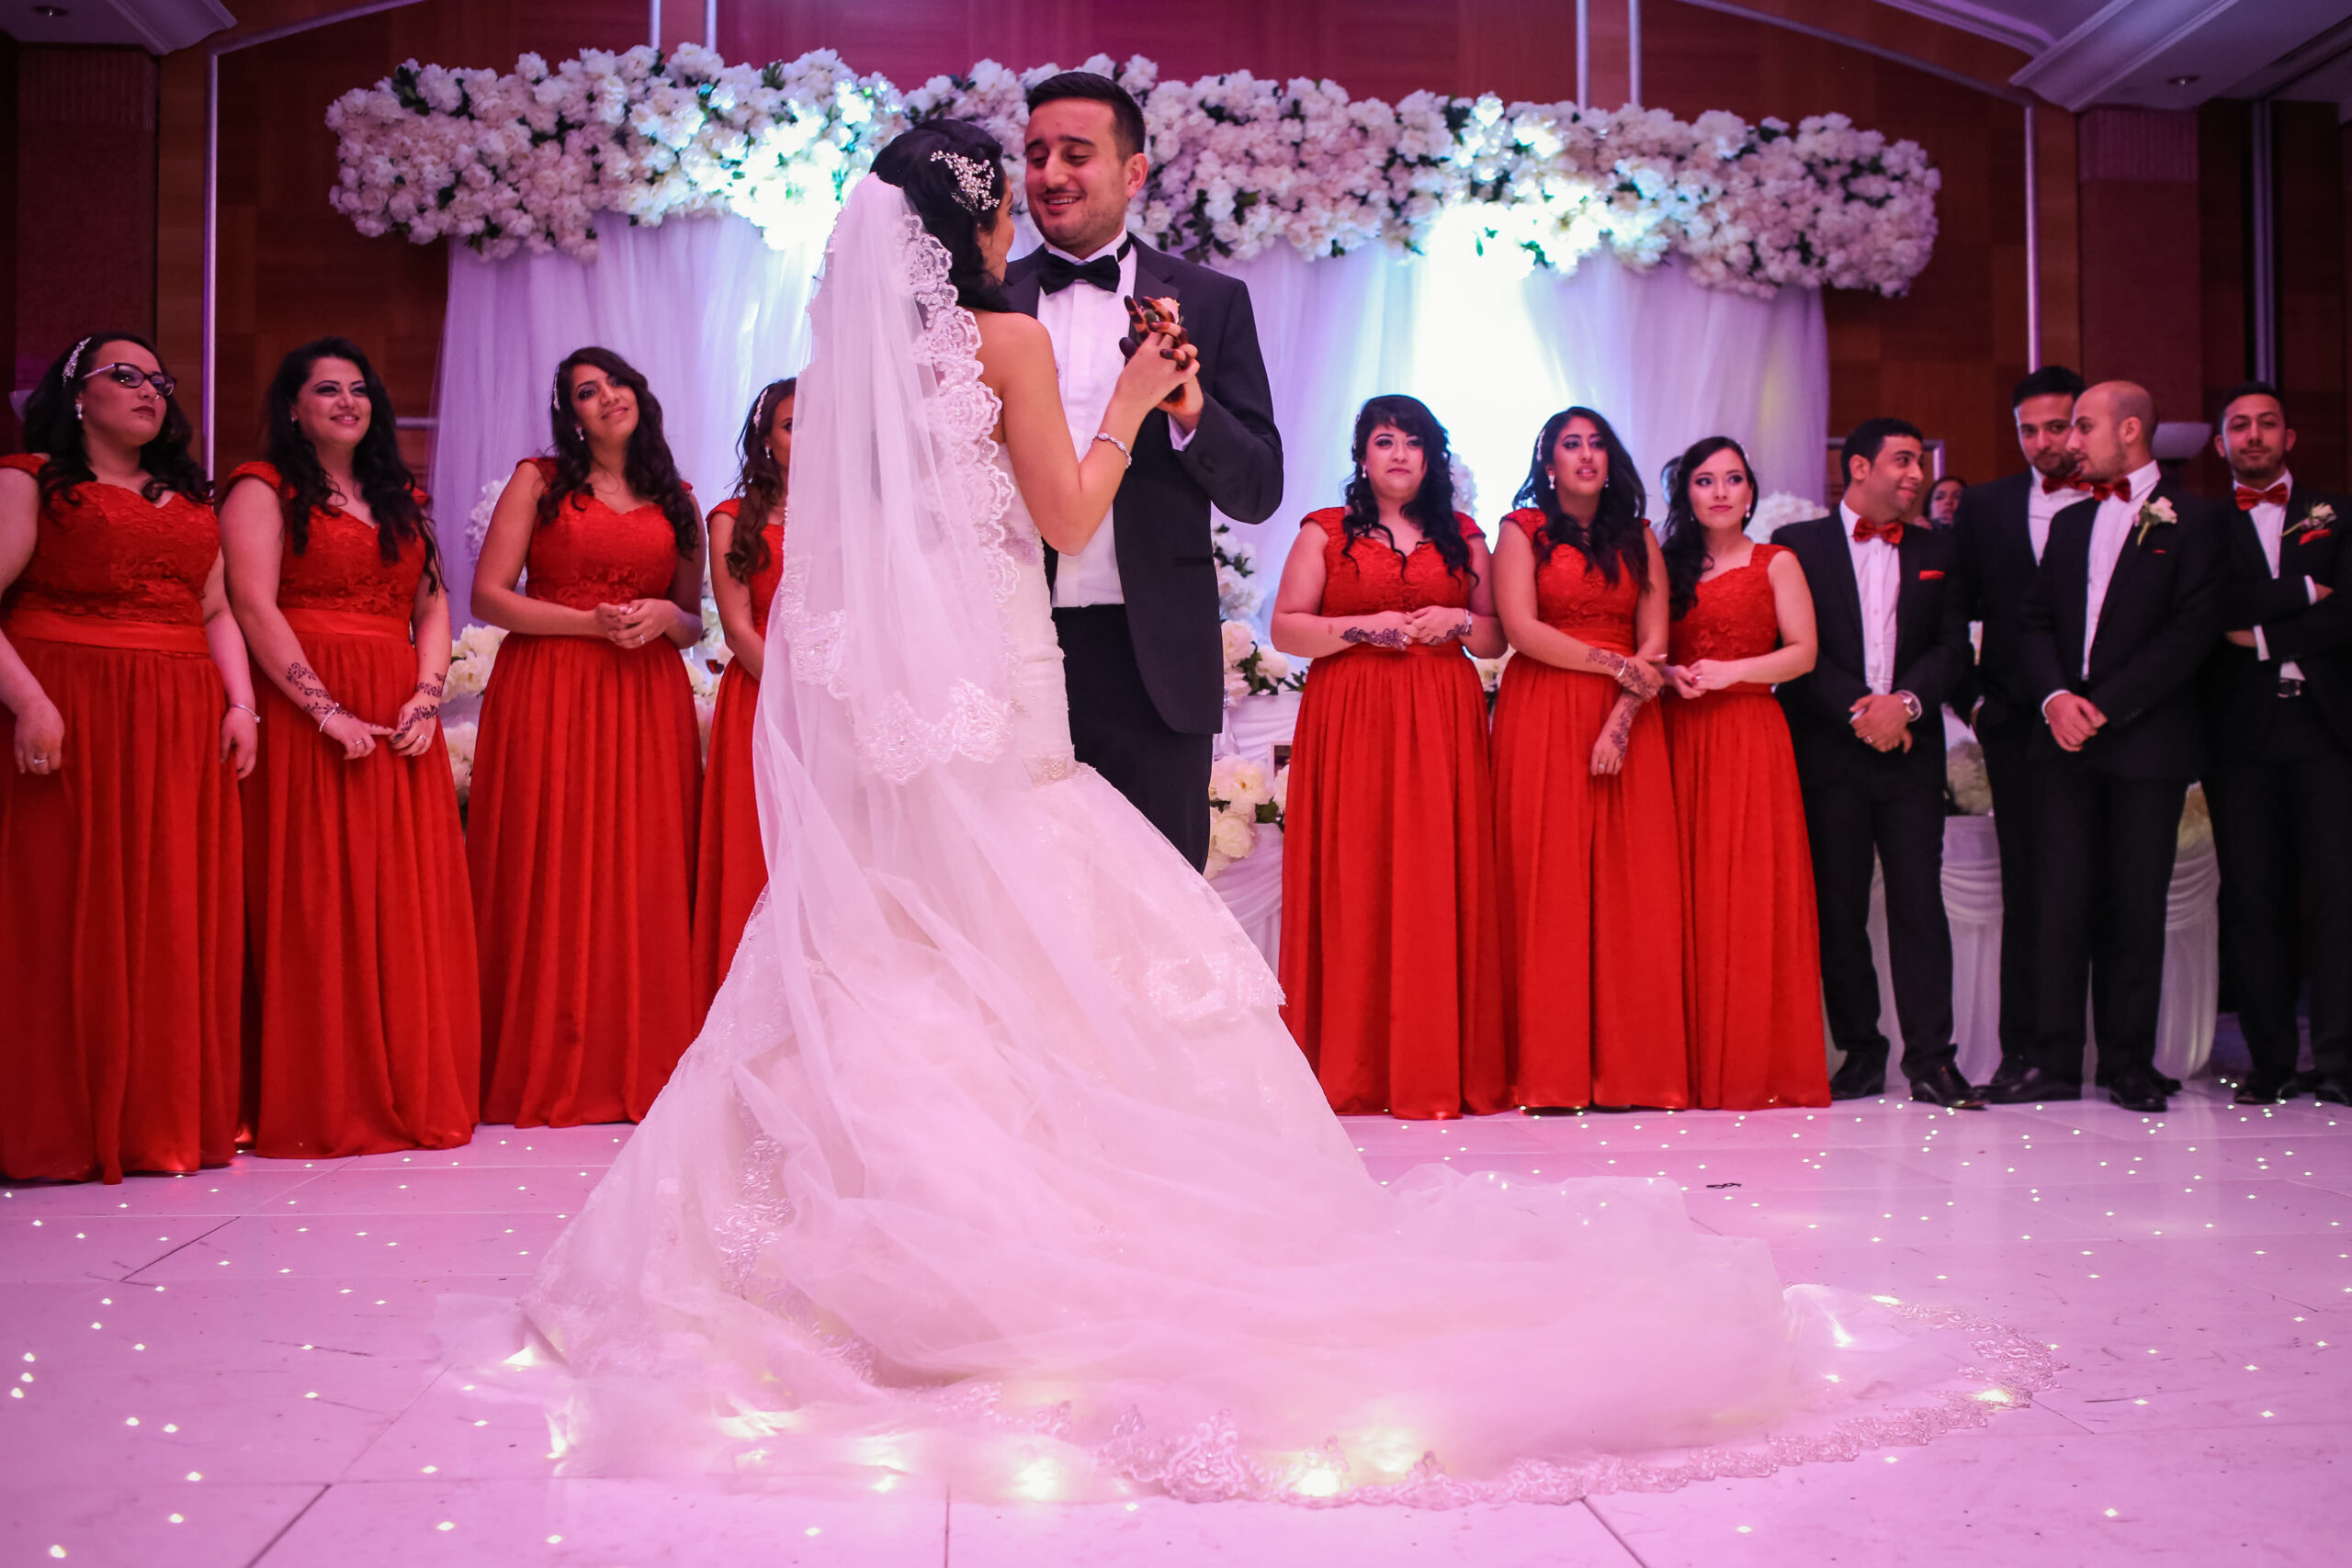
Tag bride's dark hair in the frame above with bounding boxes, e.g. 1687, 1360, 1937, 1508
870, 120, 1013, 313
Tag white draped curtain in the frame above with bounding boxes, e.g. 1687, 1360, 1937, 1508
429, 209, 1828, 617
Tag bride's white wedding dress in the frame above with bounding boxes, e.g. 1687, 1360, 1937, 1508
501, 179, 2049, 1504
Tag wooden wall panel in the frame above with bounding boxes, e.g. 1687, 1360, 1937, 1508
2275, 104, 2345, 491
138, 0, 2051, 488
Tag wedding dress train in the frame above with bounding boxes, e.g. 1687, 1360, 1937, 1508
496, 178, 2051, 1504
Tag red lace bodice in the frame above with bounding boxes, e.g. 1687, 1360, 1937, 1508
711, 499, 785, 627
1669, 541, 1786, 666
225, 462, 425, 621
1505, 508, 1640, 653
1309, 507, 1476, 615
0, 452, 218, 626
521, 458, 686, 612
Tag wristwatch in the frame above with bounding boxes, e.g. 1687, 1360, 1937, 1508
1895, 690, 1924, 723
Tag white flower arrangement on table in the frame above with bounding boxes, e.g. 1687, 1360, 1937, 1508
444, 718, 479, 808
1204, 752, 1288, 880
330, 49, 1939, 297
1748, 491, 1829, 540
1471, 648, 1514, 704
1945, 739, 1992, 815
1220, 615, 1302, 703
443, 621, 508, 699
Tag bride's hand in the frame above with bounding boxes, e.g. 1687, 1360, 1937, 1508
1112, 326, 1197, 418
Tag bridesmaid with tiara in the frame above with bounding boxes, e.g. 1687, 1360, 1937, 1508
220, 335, 478, 1157
469, 347, 706, 1127
0, 331, 257, 1182
1490, 408, 1688, 1111
689, 376, 794, 1021
1272, 395, 1509, 1119
1658, 436, 1830, 1109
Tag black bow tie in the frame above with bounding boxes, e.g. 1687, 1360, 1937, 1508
1037, 243, 1129, 295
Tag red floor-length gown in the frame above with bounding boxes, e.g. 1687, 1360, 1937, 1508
228, 463, 480, 1157
1664, 541, 1829, 1109
0, 453, 241, 1182
1279, 510, 1507, 1120
1491, 509, 1690, 1109
469, 461, 701, 1126
688, 498, 782, 1021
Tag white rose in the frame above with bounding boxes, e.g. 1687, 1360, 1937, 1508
1209, 811, 1255, 863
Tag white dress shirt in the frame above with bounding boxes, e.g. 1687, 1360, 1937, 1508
1035, 237, 1194, 608
2026, 473, 2076, 563
2240, 469, 2310, 679
2080, 458, 2163, 680
1838, 500, 1902, 696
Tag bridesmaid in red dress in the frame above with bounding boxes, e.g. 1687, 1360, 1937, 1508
469, 347, 706, 1127
690, 376, 794, 1021
220, 336, 479, 1157
1491, 408, 1689, 1111
1272, 395, 1509, 1120
0, 331, 259, 1182
1658, 436, 1830, 1109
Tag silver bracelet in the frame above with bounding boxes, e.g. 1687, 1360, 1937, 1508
229, 703, 261, 723
1091, 432, 1132, 468
313, 702, 344, 731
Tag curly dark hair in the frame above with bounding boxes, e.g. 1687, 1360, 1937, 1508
723, 377, 796, 585
1513, 406, 1647, 587
22, 329, 209, 512
1339, 395, 1475, 583
870, 119, 1014, 314
1658, 434, 1757, 621
261, 335, 441, 592
538, 346, 701, 555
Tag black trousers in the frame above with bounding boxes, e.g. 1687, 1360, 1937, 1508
2030, 758, 2188, 1082
1053, 604, 1214, 871
1979, 719, 2041, 1073
2205, 700, 2352, 1082
1799, 755, 1957, 1079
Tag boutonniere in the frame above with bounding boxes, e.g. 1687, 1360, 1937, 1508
2287, 502, 2335, 540
2134, 496, 2177, 547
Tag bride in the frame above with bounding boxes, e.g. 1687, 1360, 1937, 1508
510, 120, 2046, 1504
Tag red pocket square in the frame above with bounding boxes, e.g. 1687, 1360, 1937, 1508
1917, 569, 1945, 581
2303, 528, 2334, 543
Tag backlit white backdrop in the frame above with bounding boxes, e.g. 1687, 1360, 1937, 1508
429, 208, 1828, 617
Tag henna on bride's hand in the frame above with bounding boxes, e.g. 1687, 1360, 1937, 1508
1341, 626, 1409, 651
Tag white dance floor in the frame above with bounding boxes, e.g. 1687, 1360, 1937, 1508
5, 1052, 2345, 1566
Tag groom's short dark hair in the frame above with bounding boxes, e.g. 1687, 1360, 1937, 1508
1027, 72, 1147, 161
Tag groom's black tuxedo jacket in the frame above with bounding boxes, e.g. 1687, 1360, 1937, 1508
1773, 513, 1967, 787
2203, 478, 2352, 754
2019, 476, 2227, 778
1004, 240, 1283, 736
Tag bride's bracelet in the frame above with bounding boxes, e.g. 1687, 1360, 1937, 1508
1091, 432, 1132, 468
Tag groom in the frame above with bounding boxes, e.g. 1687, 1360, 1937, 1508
1008, 72, 1284, 870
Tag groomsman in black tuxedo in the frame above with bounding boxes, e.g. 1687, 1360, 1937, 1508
1007, 73, 1284, 869
1951, 365, 2087, 1095
1779, 419, 1981, 1109
2202, 382, 2352, 1103
1994, 382, 2227, 1112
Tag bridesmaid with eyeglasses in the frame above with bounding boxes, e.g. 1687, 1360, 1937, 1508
0, 332, 258, 1182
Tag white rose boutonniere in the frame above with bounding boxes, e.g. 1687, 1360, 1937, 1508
2287, 501, 2335, 539
2133, 495, 2177, 548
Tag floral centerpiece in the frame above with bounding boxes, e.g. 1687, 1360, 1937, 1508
1204, 752, 1287, 881
330, 48, 1939, 298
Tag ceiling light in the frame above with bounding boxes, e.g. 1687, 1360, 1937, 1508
2166, 74, 2199, 86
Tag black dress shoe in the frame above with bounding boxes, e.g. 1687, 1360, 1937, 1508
1984, 1060, 2034, 1097
1983, 1066, 2081, 1104
2160, 1073, 2184, 1094
1828, 1055, 1887, 1100
2108, 1072, 2169, 1113
1910, 1064, 1987, 1110
2312, 1074, 2352, 1106
2233, 1068, 2301, 1105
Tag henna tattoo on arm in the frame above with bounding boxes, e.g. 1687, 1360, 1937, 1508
1604, 694, 1638, 752
413, 674, 445, 699
287, 660, 337, 720
1341, 625, 1409, 651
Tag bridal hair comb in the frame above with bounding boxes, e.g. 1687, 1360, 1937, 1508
931, 149, 998, 213
61, 335, 93, 384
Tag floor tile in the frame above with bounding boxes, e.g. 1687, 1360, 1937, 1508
0, 1482, 324, 1568
277, 1166, 605, 1216
0, 1165, 334, 1218
0, 1213, 236, 1283
336, 1127, 638, 1171
946, 1495, 1637, 1566
125, 1213, 567, 1282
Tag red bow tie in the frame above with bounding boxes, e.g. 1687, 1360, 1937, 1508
1851, 517, 1905, 546
2236, 482, 2290, 511
2087, 477, 2132, 504
2043, 476, 2088, 496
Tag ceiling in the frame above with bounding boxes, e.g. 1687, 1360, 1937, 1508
0, 0, 228, 52
1885, 0, 2352, 116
